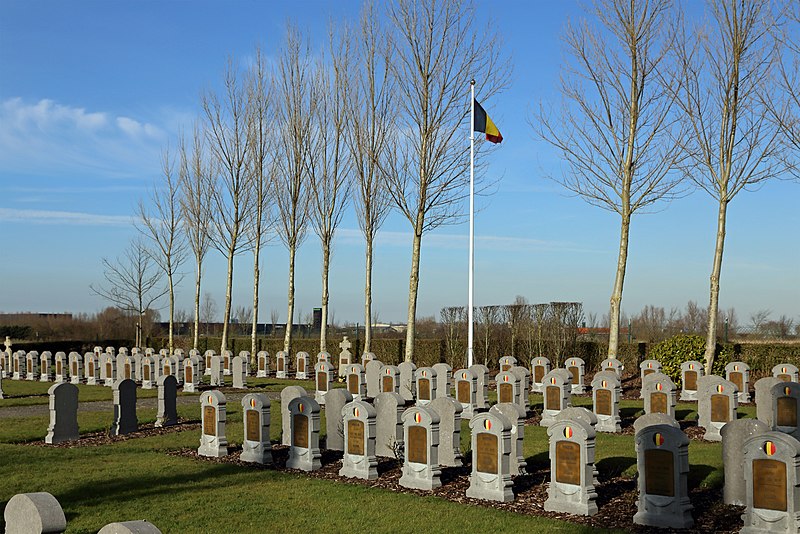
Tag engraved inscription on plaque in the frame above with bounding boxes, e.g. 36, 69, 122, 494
711, 394, 730, 423
56, 361, 62, 375
777, 397, 798, 427
382, 375, 394, 393
476, 432, 498, 474
418, 378, 431, 401
278, 358, 284, 372
645, 449, 674, 497
643, 369, 655, 377
534, 365, 544, 383
246, 409, 260, 442
163, 365, 170, 376
347, 419, 365, 456
203, 406, 216, 436
124, 363, 131, 379
457, 380, 470, 403
348, 374, 359, 394
546, 386, 560, 411
778, 373, 791, 382
684, 370, 697, 391
143, 366, 150, 380
185, 366, 192, 383
650, 392, 667, 414
408, 425, 427, 464
317, 372, 327, 392
259, 359, 265, 371
569, 366, 580, 384
27, 361, 32, 373
499, 383, 514, 404
106, 362, 112, 377
730, 371, 744, 393
298, 359, 305, 373
293, 414, 309, 448
72, 362, 77, 375
595, 389, 612, 416
753, 458, 787, 512
89, 362, 95, 376
555, 441, 581, 485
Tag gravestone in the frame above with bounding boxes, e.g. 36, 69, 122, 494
231, 356, 246, 389
541, 369, 572, 427
489, 403, 527, 475
399, 405, 442, 490
155, 375, 178, 428
428, 396, 463, 467
555, 406, 598, 430
741, 430, 800, 534
697, 375, 738, 441
286, 396, 322, 471
98, 520, 162, 534
633, 413, 680, 433
498, 356, 517, 372
772, 382, 800, 441
25, 352, 39, 381
469, 364, 490, 409
756, 377, 782, 427
198, 390, 228, 457
340, 399, 378, 480
101, 354, 116, 386
324, 388, 353, 452
45, 382, 79, 444
565, 357, 586, 394
721, 418, 769, 505
361, 351, 375, 368
510, 365, 530, 410
210, 355, 224, 387
454, 368, 478, 419
591, 371, 622, 432
432, 363, 452, 398
110, 379, 138, 436
119, 356, 133, 381
338, 337, 352, 377
11, 351, 22, 380
3, 492, 67, 534
530, 356, 551, 393
642, 372, 677, 419
183, 356, 200, 393
204, 350, 214, 376
544, 418, 598, 516
160, 355, 175, 380
39, 352, 53, 382
374, 391, 405, 458
679, 360, 704, 401
379, 364, 401, 395
726, 361, 752, 403
238, 350, 251, 376
773, 363, 799, 383
415, 367, 438, 405
316, 351, 330, 364
314, 361, 334, 405
280, 386, 308, 446
467, 411, 514, 502
633, 423, 693, 529
295, 351, 309, 380
141, 356, 155, 389
275, 350, 288, 379
222, 350, 232, 376
495, 370, 521, 406
69, 353, 83, 384
639, 360, 662, 398
54, 352, 68, 383
344, 363, 366, 400
240, 393, 272, 464
599, 357, 624, 378
133, 353, 143, 382
0, 373, 3, 398
256, 351, 270, 378
398, 361, 417, 402
365, 359, 384, 399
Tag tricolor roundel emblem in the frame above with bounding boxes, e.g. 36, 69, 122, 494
551, 377, 557, 385
601, 380, 607, 388
716, 385, 724, 393
298, 403, 305, 413
563, 426, 573, 439
785, 386, 792, 396
484, 419, 492, 431
354, 407, 360, 418
654, 433, 665, 446
414, 412, 422, 424
250, 398, 256, 408
656, 383, 663, 391
764, 441, 776, 456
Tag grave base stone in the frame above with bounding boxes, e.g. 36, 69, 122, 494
3, 492, 66, 534
97, 520, 162, 534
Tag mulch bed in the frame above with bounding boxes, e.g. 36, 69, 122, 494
25, 420, 201, 448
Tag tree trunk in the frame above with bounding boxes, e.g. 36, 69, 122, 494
168, 271, 174, 356
607, 211, 631, 359
220, 245, 235, 354
403, 224, 423, 362
283, 244, 297, 357
704, 198, 728, 372
320, 240, 330, 353
364, 231, 374, 354
251, 240, 261, 357
193, 260, 201, 350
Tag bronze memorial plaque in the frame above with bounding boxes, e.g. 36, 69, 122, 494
643, 369, 655, 377
15, 359, 19, 373
317, 372, 327, 392
106, 362, 112, 377
89, 362, 95, 376
645, 449, 674, 497
546, 386, 561, 411
499, 383, 514, 404
457, 381, 470, 403
501, 364, 511, 372
143, 366, 150, 380
407, 425, 427, 464
298, 359, 305, 373
711, 394, 730, 423
569, 366, 579, 384
347, 374, 359, 394
259, 359, 265, 371
124, 363, 131, 379
71, 362, 77, 375
56, 361, 62, 375
595, 389, 612, 416
185, 367, 192, 383
293, 414, 309, 448
382, 375, 394, 393
684, 370, 697, 391
534, 365, 544, 383
418, 378, 431, 401
278, 359, 284, 372
246, 409, 260, 442
555, 440, 581, 485
730, 372, 744, 393
224, 356, 230, 369
347, 419, 365, 456
27, 361, 32, 373
650, 392, 667, 414
778, 373, 791, 382
476, 432, 498, 474
777, 397, 797, 427
163, 365, 170, 376
203, 406, 216, 436
753, 458, 787, 512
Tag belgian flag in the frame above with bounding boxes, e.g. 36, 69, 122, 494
473, 99, 503, 144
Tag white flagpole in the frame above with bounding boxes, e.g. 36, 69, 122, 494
467, 80, 475, 368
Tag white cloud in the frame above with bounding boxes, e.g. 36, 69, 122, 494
0, 208, 135, 227
116, 116, 163, 139
2, 97, 108, 131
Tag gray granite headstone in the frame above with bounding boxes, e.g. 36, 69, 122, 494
432, 363, 452, 398
453, 368, 478, 419
399, 405, 441, 490
69, 353, 83, 384
697, 375, 738, 441
209, 355, 224, 387
374, 391, 405, 458
414, 367, 437, 405
231, 356, 246, 389
496, 370, 522, 407
314, 361, 334, 405
256, 350, 270, 378
498, 356, 517, 372
541, 369, 572, 427
467, 411, 514, 502
198, 390, 228, 457
642, 372, 677, 419
721, 418, 769, 505
679, 360, 704, 401
39, 352, 53, 382
544, 418, 597, 516
295, 351, 309, 380
565, 357, 586, 394
398, 361, 416, 402
324, 388, 353, 452
489, 402, 527, 476
632, 413, 680, 433
428, 396, 463, 467
773, 363, 799, 383
280, 386, 308, 446
110, 379, 138, 436
3, 492, 66, 534
591, 371, 621, 432
510, 365, 530, 410
530, 357, 551, 393
182, 356, 200, 393
286, 396, 322, 471
469, 364, 490, 409
275, 350, 288, 379
240, 393, 272, 464
772, 381, 800, 441
155, 375, 178, 427
45, 382, 79, 444
361, 351, 375, 368
344, 363, 366, 400
379, 364, 401, 395
141, 356, 155, 389
639, 359, 662, 399
97, 520, 162, 534
598, 357, 623, 378
756, 377, 782, 427
726, 361, 751, 403
340, 399, 378, 480
365, 359, 384, 399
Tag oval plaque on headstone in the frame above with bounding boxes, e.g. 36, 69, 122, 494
710, 394, 730, 423
753, 458, 787, 512
546, 386, 560, 411
347, 419, 365, 456
457, 380, 470, 403
555, 440, 581, 485
203, 406, 216, 436
644, 449, 674, 497
569, 366, 579, 384
408, 425, 427, 464
316, 372, 327, 392
382, 375, 393, 393
684, 370, 697, 391
534, 365, 545, 383
777, 397, 797, 427
650, 392, 667, 414
246, 409, 259, 442
293, 414, 309, 448
596, 389, 612, 416
476, 432, 498, 474
418, 378, 431, 401
499, 382, 514, 404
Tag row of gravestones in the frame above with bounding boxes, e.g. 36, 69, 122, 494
3, 491, 161, 534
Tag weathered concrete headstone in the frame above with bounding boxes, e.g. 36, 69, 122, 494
429, 396, 463, 467
398, 361, 417, 402
697, 375, 738, 441
316, 351, 330, 364
773, 363, 799, 383
642, 372, 677, 419
756, 377, 783, 427
39, 352, 53, 382
25, 352, 39, 381
314, 361, 334, 405
498, 356, 517, 372
591, 371, 622, 433
275, 350, 288, 379
726, 361, 752, 403
374, 391, 405, 458
565, 357, 586, 394
741, 430, 800, 534
141, 356, 155, 389
721, 418, 769, 505
399, 405, 442, 490
496, 370, 521, 406
530, 356, 551, 393
679, 360, 704, 401
238, 350, 251, 376
45, 382, 79, 444
772, 381, 800, 441
639, 359, 662, 398
510, 365, 530, 410
340, 399, 378, 480
344, 363, 366, 400
541, 369, 572, 427
280, 386, 308, 446
324, 388, 353, 452
365, 359, 384, 399
97, 520, 162, 534
295, 351, 309, 380
361, 351, 375, 368
379, 364, 401, 395
544, 417, 598, 516
632, 413, 680, 433
432, 363, 452, 398
3, 492, 67, 534
69, 352, 83, 384
198, 390, 228, 457
467, 411, 514, 502
415, 367, 438, 405
231, 356, 246, 389
209, 355, 224, 387
338, 337, 352, 376
110, 379, 138, 436
599, 357, 624, 378
287, 396, 322, 471
256, 351, 270, 378
155, 375, 178, 428
222, 350, 232, 376
12, 351, 23, 380
240, 393, 272, 464
469, 364, 490, 409
54, 352, 69, 383
633, 423, 693, 529
183, 356, 200, 393
101, 353, 116, 386
454, 368, 478, 419
204, 350, 214, 376
489, 402, 527, 476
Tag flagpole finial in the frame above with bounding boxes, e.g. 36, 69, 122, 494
470, 79, 475, 86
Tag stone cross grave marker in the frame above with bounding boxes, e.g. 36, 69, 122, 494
432, 363, 452, 399
489, 402, 526, 476
45, 382, 79, 444
198, 390, 228, 457
324, 388, 353, 452
697, 375, 738, 442
110, 378, 138, 436
591, 371, 621, 433
467, 411, 514, 502
340, 399, 379, 480
374, 392, 405, 458
530, 357, 551, 393
544, 418, 598, 516
399, 405, 442, 490
415, 367, 437, 405
679, 360, 704, 401
155, 375, 178, 427
280, 386, 308, 446
565, 357, 586, 394
286, 396, 322, 471
240, 393, 272, 465
773, 363, 799, 383
726, 361, 751, 403
642, 372, 677, 419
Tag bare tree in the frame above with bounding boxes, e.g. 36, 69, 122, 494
477, 305, 501, 365
138, 148, 187, 355
675, 0, 785, 371
90, 238, 167, 347
233, 305, 253, 335
775, 2, 800, 178
503, 295, 529, 358
440, 306, 466, 364
274, 26, 313, 357
534, 0, 683, 360
750, 309, 772, 331
200, 292, 217, 336
203, 58, 253, 355
386, 0, 510, 362
270, 308, 279, 337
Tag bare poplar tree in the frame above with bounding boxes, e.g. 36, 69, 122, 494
179, 124, 215, 350
675, 0, 785, 371
203, 59, 253, 355
347, 2, 395, 355
775, 2, 800, 177
274, 26, 313, 357
534, 0, 683, 360
386, 0, 510, 362
138, 148, 187, 355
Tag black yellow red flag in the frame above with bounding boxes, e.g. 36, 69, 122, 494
473, 99, 502, 144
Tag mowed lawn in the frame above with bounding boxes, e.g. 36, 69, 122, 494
0, 379, 746, 533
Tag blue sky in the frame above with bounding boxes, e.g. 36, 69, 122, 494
0, 0, 797, 326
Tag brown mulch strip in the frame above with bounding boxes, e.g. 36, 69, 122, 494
24, 420, 201, 447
